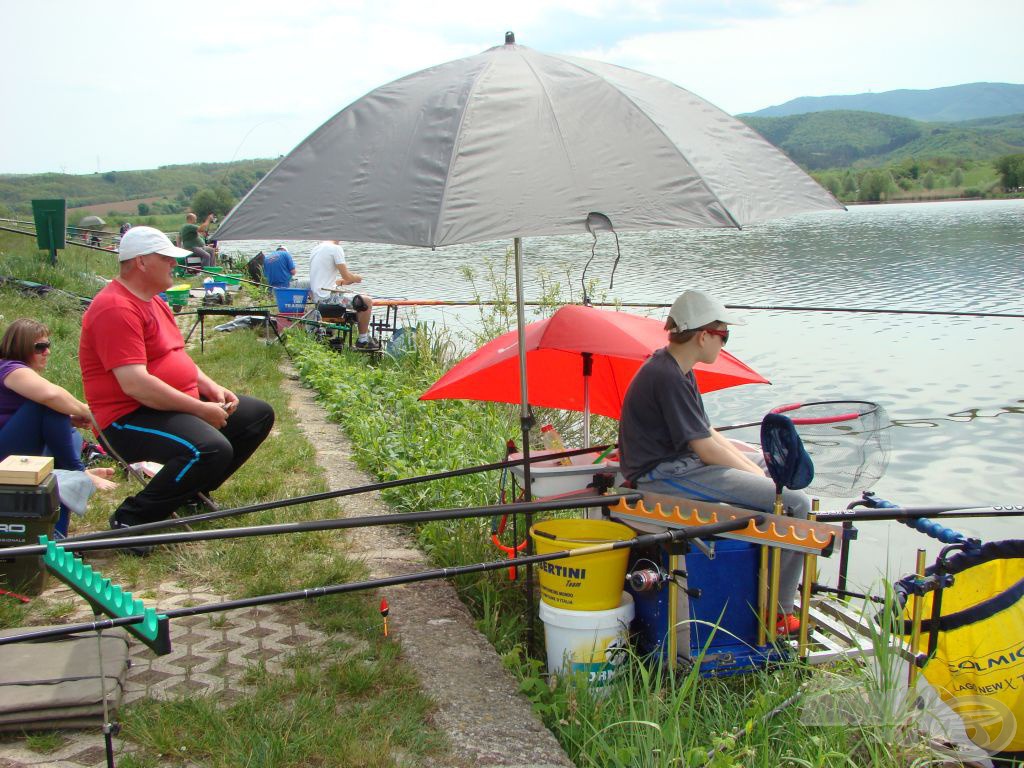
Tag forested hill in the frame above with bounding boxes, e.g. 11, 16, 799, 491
0, 159, 277, 216
741, 111, 1024, 170
747, 82, 1024, 122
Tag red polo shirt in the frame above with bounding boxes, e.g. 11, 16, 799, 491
80, 280, 199, 429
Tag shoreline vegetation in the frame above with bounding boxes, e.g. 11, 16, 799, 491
0, 232, 995, 767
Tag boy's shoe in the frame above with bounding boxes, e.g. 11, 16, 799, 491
775, 613, 801, 635
355, 337, 381, 352
108, 513, 154, 557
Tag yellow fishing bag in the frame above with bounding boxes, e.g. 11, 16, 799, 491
898, 540, 1024, 756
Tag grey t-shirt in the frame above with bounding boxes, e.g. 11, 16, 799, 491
618, 348, 711, 481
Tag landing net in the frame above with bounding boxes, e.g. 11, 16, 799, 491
770, 400, 890, 497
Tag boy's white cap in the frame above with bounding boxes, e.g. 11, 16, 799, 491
667, 289, 745, 329
117, 226, 191, 262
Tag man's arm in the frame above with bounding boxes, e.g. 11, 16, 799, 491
335, 263, 362, 285
198, 214, 214, 235
690, 429, 765, 476
195, 367, 239, 411
113, 364, 228, 428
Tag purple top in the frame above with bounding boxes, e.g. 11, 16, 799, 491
0, 359, 29, 430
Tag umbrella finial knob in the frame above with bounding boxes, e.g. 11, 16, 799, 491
505, 31, 515, 44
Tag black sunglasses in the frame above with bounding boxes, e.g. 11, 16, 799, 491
34, 341, 51, 352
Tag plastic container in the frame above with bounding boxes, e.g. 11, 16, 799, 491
274, 287, 310, 314
0, 475, 59, 594
204, 266, 224, 275
165, 285, 191, 307
222, 272, 243, 290
203, 281, 228, 294
509, 450, 620, 498
530, 518, 633, 610
540, 424, 571, 465
539, 592, 633, 690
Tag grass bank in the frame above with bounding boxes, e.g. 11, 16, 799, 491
0, 232, 448, 767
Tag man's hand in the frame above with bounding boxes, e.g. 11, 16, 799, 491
198, 400, 229, 428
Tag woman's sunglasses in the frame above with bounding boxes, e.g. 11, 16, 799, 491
34, 341, 51, 352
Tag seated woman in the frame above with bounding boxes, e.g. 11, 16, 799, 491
0, 318, 114, 536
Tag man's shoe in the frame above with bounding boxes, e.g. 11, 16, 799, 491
354, 337, 381, 352
775, 613, 800, 636
108, 513, 154, 557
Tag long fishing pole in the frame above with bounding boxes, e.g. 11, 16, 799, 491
816, 504, 1024, 522
305, 296, 1024, 320
0, 515, 755, 648
2, 492, 639, 559
0, 224, 116, 254
62, 443, 614, 543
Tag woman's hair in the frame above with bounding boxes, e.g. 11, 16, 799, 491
0, 318, 50, 363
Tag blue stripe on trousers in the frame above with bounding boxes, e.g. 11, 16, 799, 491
110, 422, 201, 482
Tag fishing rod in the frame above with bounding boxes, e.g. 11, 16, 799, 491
62, 443, 614, 542
0, 514, 755, 648
0, 224, 116, 254
1, 492, 639, 559
816, 504, 1024, 522
319, 297, 1024, 319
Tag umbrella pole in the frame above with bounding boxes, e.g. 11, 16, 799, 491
582, 352, 592, 450
513, 236, 537, 653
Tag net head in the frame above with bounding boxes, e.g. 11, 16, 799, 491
773, 401, 891, 497
760, 413, 815, 491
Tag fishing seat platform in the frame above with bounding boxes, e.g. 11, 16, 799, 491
0, 626, 130, 731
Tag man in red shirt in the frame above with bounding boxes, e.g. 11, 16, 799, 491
80, 227, 274, 542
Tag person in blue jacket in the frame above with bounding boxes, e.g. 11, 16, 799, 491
263, 246, 296, 288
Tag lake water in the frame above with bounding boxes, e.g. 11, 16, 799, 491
219, 199, 1024, 590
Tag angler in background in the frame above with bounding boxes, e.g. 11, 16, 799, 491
263, 245, 296, 289
79, 227, 275, 545
306, 239, 379, 351
178, 211, 217, 267
618, 289, 810, 635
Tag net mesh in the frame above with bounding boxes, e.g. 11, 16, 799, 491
773, 401, 891, 496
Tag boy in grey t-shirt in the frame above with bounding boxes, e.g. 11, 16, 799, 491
618, 289, 809, 635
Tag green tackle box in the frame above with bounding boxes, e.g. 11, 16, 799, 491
0, 475, 59, 595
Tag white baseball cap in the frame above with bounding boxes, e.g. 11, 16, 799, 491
667, 290, 745, 330
117, 226, 191, 262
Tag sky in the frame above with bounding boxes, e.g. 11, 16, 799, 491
4, 0, 1022, 176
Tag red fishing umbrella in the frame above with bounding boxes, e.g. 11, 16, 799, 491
421, 304, 768, 444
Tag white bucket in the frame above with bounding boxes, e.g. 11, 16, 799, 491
539, 592, 634, 691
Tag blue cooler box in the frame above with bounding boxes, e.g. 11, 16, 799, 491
628, 538, 787, 676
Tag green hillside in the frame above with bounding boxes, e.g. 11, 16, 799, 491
747, 82, 1024, 122
742, 111, 1024, 170
0, 159, 277, 217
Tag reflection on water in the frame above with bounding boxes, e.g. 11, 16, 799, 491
219, 199, 1024, 589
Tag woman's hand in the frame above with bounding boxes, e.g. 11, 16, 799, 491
86, 467, 117, 491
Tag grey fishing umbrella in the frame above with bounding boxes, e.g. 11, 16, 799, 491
78, 215, 105, 228
216, 32, 843, 491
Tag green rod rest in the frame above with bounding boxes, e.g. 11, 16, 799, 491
39, 535, 171, 655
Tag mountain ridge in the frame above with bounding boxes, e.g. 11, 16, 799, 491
746, 82, 1024, 123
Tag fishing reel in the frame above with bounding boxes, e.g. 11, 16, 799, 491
625, 560, 671, 593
